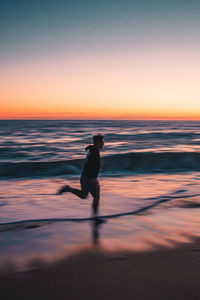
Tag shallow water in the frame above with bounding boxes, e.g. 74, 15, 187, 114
1, 173, 200, 223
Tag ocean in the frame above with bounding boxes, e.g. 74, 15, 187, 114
1, 119, 200, 178
1, 120, 200, 270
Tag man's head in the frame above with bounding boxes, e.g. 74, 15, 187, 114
93, 134, 104, 149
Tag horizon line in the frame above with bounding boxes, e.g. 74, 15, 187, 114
1, 117, 200, 121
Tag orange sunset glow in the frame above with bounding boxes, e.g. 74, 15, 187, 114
1, 49, 200, 120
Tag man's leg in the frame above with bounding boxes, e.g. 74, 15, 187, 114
56, 185, 70, 195
67, 186, 88, 199
89, 179, 100, 217
92, 194, 100, 216
57, 176, 88, 199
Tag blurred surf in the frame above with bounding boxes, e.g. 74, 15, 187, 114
1, 151, 200, 179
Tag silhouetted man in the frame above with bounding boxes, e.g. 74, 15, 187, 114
57, 134, 104, 218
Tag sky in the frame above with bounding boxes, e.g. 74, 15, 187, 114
1, 0, 200, 119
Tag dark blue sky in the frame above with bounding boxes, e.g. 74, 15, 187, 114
1, 0, 200, 61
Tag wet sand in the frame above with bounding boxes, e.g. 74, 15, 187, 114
1, 174, 200, 300
1, 239, 200, 300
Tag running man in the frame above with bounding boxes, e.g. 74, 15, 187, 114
57, 134, 104, 218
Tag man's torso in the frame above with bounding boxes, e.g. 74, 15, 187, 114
82, 145, 100, 179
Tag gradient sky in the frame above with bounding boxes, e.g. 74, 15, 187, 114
1, 0, 200, 119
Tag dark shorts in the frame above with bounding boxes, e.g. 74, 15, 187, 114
80, 175, 100, 199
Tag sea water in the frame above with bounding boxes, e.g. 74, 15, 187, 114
1, 120, 200, 270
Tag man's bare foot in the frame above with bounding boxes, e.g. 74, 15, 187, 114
56, 185, 70, 195
94, 216, 106, 225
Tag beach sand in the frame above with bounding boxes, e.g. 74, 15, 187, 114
1, 239, 200, 300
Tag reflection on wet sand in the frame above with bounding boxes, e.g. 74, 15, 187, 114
92, 220, 100, 246
91, 219, 106, 246
1, 205, 200, 273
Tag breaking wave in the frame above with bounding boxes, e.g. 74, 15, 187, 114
1, 151, 200, 179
